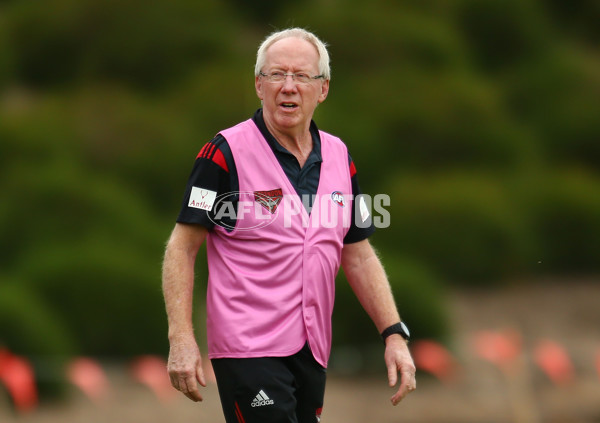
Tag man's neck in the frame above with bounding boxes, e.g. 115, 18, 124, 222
263, 118, 313, 168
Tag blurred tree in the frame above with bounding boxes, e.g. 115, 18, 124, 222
0, 281, 76, 356
503, 48, 600, 168
6, 0, 241, 90
543, 0, 600, 44
225, 0, 285, 24
453, 0, 552, 73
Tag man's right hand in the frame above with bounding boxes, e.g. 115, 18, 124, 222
167, 337, 207, 402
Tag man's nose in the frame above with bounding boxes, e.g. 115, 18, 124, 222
281, 75, 298, 91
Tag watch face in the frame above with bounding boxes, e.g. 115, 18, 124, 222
400, 321, 410, 338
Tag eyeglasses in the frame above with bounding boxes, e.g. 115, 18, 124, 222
259, 71, 325, 84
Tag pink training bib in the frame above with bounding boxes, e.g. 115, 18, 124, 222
205, 119, 352, 367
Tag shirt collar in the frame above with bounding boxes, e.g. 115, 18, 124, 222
252, 109, 323, 164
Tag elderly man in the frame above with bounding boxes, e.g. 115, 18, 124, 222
162, 28, 416, 423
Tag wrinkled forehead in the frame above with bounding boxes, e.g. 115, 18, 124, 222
263, 37, 321, 72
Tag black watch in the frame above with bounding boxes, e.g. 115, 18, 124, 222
381, 322, 410, 344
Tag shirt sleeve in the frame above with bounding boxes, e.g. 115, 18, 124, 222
176, 134, 235, 230
343, 154, 376, 244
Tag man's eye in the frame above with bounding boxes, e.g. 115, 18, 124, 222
271, 72, 285, 78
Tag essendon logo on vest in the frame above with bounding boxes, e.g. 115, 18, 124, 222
254, 189, 283, 214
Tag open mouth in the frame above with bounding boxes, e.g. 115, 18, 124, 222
280, 102, 298, 109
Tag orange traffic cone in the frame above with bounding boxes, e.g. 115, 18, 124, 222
130, 355, 176, 403
533, 339, 575, 386
472, 329, 522, 370
411, 340, 459, 383
0, 349, 38, 413
67, 357, 110, 403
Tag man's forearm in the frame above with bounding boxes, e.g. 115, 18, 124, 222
163, 245, 196, 340
342, 240, 400, 333
341, 240, 401, 333
348, 255, 401, 333
162, 224, 207, 341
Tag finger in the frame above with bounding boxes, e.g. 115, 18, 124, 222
391, 388, 402, 406
169, 372, 180, 391
391, 370, 416, 406
387, 362, 398, 388
197, 364, 207, 387
182, 374, 203, 402
391, 382, 409, 406
184, 388, 203, 402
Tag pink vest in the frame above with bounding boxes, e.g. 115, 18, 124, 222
205, 119, 352, 367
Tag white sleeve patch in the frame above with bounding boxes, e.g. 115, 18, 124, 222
188, 187, 217, 211
359, 196, 370, 223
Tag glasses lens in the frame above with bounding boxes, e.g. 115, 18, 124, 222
294, 74, 311, 84
270, 72, 285, 82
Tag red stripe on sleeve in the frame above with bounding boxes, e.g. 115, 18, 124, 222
207, 142, 217, 159
349, 161, 357, 178
197, 143, 210, 159
196, 143, 229, 172
212, 148, 229, 172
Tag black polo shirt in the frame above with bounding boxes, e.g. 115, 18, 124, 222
177, 109, 375, 243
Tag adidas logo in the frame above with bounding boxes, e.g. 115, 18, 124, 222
251, 390, 274, 407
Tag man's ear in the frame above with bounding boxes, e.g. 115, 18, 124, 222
255, 76, 263, 101
318, 79, 330, 104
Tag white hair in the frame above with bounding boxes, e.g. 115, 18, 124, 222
255, 28, 331, 80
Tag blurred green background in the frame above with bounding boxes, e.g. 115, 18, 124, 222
1, 0, 599, 395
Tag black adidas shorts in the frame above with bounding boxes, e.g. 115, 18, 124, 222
211, 343, 326, 423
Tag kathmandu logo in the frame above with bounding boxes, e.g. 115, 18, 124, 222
254, 189, 283, 214
331, 191, 345, 207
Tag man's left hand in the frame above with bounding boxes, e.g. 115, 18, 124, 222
384, 335, 416, 405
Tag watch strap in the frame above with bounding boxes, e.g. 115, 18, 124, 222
381, 322, 410, 344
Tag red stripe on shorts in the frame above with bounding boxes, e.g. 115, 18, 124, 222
234, 401, 245, 423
